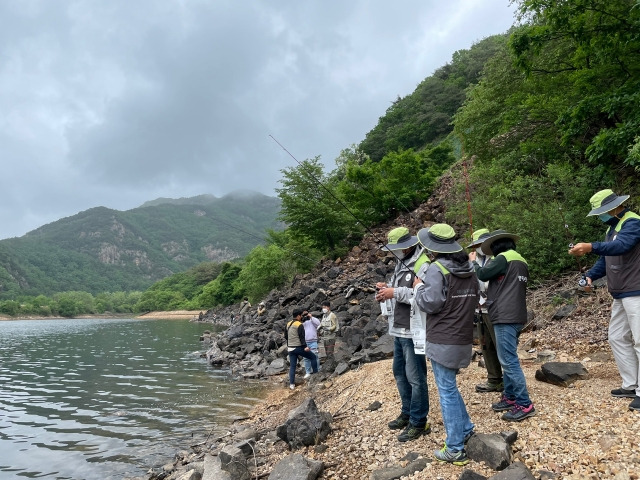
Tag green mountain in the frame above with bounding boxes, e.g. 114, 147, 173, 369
0, 191, 282, 298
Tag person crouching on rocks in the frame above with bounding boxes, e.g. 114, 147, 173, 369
285, 309, 318, 390
413, 224, 478, 466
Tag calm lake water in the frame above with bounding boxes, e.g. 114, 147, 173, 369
0, 318, 271, 480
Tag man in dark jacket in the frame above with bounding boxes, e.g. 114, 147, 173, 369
285, 309, 318, 390
472, 230, 535, 422
569, 189, 640, 411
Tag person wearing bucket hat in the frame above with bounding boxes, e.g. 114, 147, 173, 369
375, 226, 431, 442
412, 224, 478, 465
468, 228, 504, 394
473, 230, 536, 422
569, 189, 640, 410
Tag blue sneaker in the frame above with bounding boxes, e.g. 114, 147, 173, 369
502, 404, 536, 422
434, 445, 469, 466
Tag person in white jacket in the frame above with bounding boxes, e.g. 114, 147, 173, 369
375, 227, 431, 442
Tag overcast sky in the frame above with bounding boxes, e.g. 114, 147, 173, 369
0, 0, 517, 240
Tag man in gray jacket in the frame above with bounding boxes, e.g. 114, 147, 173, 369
375, 227, 430, 442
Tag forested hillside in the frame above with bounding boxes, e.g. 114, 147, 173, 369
0, 192, 281, 298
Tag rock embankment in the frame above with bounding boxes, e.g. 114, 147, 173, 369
137, 189, 639, 479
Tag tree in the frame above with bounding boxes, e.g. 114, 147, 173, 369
276, 156, 358, 254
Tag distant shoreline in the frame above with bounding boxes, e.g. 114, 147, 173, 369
0, 311, 204, 322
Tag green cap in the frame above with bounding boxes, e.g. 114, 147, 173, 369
417, 223, 463, 253
587, 189, 629, 216
466, 228, 491, 248
383, 226, 419, 251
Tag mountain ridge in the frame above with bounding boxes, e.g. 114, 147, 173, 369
0, 191, 281, 298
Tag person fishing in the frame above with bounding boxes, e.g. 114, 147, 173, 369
569, 189, 640, 411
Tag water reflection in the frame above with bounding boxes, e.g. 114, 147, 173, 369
0, 318, 271, 479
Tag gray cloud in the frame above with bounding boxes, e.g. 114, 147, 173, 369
0, 0, 516, 239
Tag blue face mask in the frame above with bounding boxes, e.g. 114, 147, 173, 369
598, 213, 613, 222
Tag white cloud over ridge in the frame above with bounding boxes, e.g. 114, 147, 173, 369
0, 0, 516, 239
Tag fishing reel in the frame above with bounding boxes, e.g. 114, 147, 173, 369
578, 274, 588, 287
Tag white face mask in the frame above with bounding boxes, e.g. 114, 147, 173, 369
476, 247, 485, 256
322, 308, 328, 314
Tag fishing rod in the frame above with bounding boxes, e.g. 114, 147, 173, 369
553, 193, 587, 287
269, 135, 416, 273
462, 156, 474, 241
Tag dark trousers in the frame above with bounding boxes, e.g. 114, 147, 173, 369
323, 337, 336, 357
478, 313, 503, 384
288, 347, 318, 385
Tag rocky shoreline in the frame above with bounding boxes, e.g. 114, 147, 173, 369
129, 199, 639, 479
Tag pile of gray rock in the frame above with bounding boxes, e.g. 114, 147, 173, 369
198, 242, 400, 381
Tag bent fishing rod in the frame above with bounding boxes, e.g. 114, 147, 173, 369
269, 134, 416, 273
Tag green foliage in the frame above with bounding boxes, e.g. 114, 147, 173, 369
276, 156, 360, 253
237, 230, 322, 301
337, 145, 456, 225
192, 263, 243, 309
510, 0, 640, 167
449, 0, 638, 281
360, 34, 508, 162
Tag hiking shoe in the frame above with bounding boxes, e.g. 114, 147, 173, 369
397, 422, 431, 442
629, 396, 640, 411
434, 445, 469, 466
476, 381, 504, 393
492, 394, 516, 412
303, 373, 311, 379
289, 384, 295, 390
611, 388, 636, 398
387, 414, 410, 430
502, 404, 536, 422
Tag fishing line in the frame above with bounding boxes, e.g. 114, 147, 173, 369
269, 134, 414, 271
462, 156, 474, 241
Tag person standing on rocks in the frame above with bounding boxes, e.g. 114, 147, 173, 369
302, 310, 321, 378
473, 230, 536, 422
468, 228, 504, 393
569, 189, 640, 411
239, 297, 251, 320
412, 224, 477, 466
319, 300, 338, 359
285, 309, 318, 390
375, 226, 431, 443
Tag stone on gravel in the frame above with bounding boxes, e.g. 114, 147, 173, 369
268, 454, 323, 480
487, 461, 535, 480
534, 361, 589, 387
276, 398, 332, 449
369, 457, 430, 480
219, 445, 250, 480
459, 470, 488, 480
467, 433, 513, 471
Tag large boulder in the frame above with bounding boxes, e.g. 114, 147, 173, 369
487, 461, 535, 480
466, 433, 513, 471
219, 444, 250, 480
276, 398, 332, 449
268, 454, 323, 480
535, 362, 589, 387
266, 358, 287, 376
